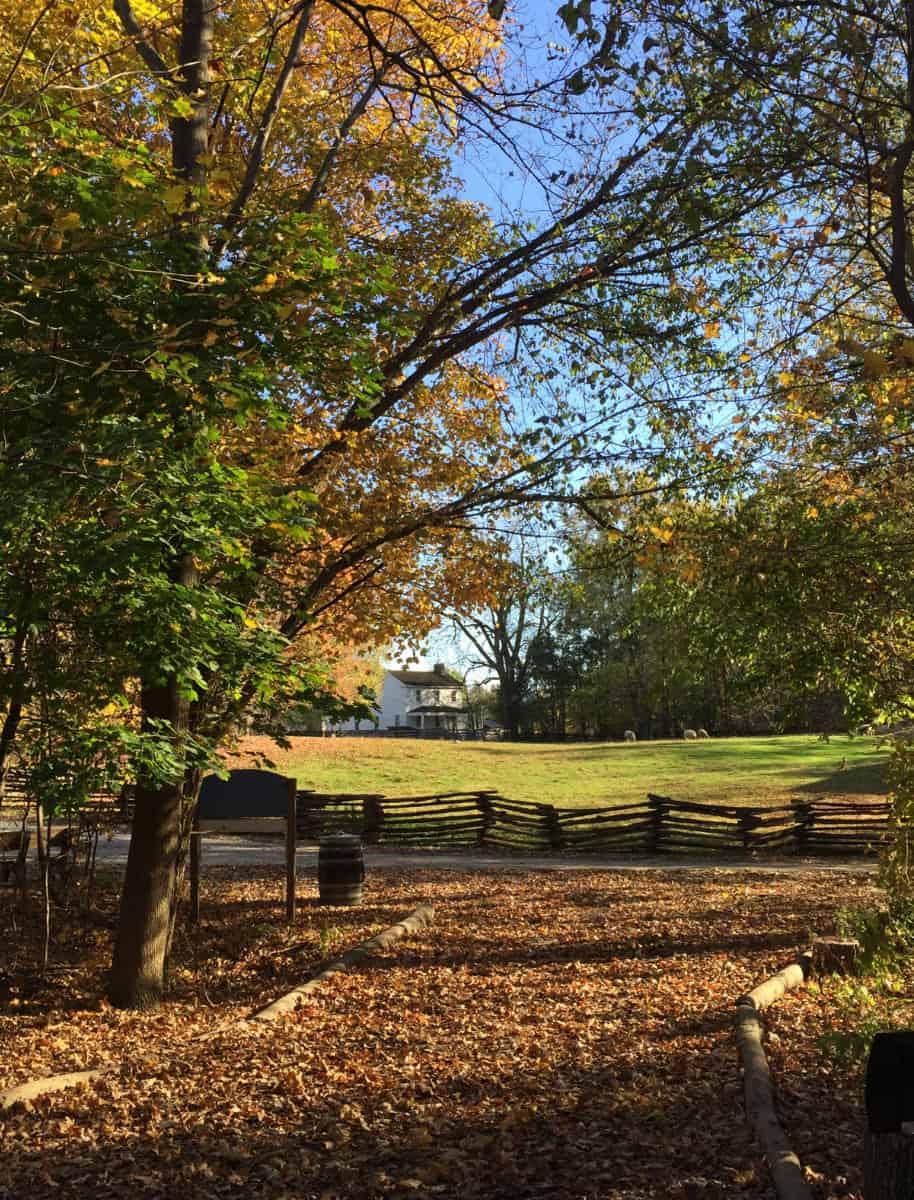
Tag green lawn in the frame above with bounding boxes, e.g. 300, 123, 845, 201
265, 733, 888, 810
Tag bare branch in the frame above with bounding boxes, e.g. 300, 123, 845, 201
214, 0, 316, 257
301, 66, 386, 212
112, 0, 174, 80
0, 0, 58, 106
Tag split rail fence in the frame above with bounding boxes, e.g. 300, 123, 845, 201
297, 790, 892, 857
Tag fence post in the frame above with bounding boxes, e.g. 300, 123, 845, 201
545, 805, 563, 851
647, 794, 665, 853
363, 795, 384, 845
285, 777, 297, 923
476, 793, 496, 845
739, 809, 759, 855
793, 799, 812, 855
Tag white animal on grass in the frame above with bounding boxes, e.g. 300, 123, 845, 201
697, 728, 710, 739
623, 730, 637, 742
683, 728, 698, 740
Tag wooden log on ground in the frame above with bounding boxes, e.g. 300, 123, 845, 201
0, 1069, 105, 1110
736, 952, 811, 1011
249, 903, 435, 1023
735, 1004, 813, 1200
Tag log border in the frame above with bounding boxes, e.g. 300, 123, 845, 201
0, 905, 435, 1112
735, 951, 814, 1200
248, 903, 436, 1022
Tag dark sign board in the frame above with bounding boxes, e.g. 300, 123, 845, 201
197, 770, 290, 820
866, 1030, 914, 1132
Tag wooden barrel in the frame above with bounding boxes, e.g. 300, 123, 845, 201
318, 834, 364, 905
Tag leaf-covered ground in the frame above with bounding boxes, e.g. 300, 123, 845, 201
0, 866, 884, 1199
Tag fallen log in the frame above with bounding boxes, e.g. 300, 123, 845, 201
735, 952, 814, 1200
248, 903, 435, 1023
736, 951, 811, 1011
0, 1069, 105, 1111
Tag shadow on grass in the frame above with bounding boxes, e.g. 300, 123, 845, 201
795, 762, 887, 796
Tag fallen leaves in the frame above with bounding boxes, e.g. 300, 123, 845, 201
0, 866, 882, 1199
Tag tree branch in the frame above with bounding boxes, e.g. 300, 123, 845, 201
214, 0, 315, 257
112, 0, 174, 80
301, 65, 386, 212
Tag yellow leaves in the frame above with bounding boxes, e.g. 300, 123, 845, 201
777, 371, 793, 387
702, 320, 721, 340
649, 525, 674, 545
804, 506, 819, 520
202, 330, 220, 348
252, 273, 279, 293
861, 350, 890, 379
52, 211, 81, 231
162, 184, 189, 214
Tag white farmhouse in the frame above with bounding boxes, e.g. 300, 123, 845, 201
378, 663, 471, 733
327, 662, 471, 734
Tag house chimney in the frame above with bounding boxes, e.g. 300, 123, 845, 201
433, 662, 446, 674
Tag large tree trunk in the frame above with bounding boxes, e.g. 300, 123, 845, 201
108, 554, 199, 1010
107, 0, 213, 1011
107, 680, 187, 1010
501, 686, 522, 740
0, 612, 30, 809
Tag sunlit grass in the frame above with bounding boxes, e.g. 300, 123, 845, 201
258, 733, 889, 810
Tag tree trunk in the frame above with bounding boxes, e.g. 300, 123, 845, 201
864, 1130, 914, 1198
108, 556, 199, 1010
106, 0, 213, 1011
107, 680, 186, 1010
0, 615, 29, 809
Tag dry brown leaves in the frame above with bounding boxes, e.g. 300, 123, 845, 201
0, 866, 883, 1200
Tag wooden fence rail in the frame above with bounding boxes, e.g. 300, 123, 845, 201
298, 790, 892, 857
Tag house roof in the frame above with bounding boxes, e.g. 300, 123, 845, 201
388, 667, 462, 687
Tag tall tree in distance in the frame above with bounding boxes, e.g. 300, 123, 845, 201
446, 555, 549, 739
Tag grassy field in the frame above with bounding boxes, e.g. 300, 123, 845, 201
247, 733, 889, 809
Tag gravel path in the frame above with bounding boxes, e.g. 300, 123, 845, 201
94, 830, 875, 873
1, 820, 877, 872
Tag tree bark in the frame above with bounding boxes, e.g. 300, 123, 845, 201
864, 1130, 914, 1199
107, 0, 212, 1011
107, 680, 187, 1009
108, 557, 199, 1009
0, 609, 30, 808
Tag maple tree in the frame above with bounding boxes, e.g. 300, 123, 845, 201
1, 0, 820, 1008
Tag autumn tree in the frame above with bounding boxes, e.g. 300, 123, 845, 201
0, 0, 807, 1007
446, 556, 550, 740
